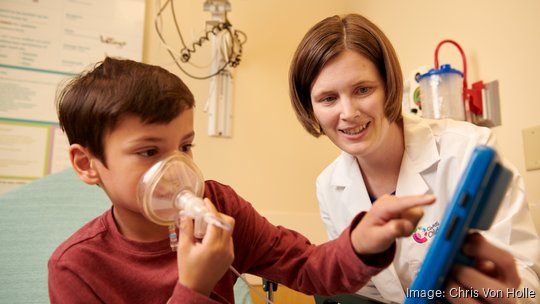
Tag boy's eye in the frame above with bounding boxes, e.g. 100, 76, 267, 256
137, 149, 158, 157
180, 144, 194, 153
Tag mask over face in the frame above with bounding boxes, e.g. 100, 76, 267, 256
137, 152, 230, 245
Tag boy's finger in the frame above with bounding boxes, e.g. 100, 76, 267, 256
389, 219, 416, 237
401, 206, 425, 225
199, 198, 234, 241
202, 213, 235, 244
178, 213, 195, 245
203, 198, 218, 213
375, 194, 436, 215
203, 197, 235, 232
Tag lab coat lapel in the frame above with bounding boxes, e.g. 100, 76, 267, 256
329, 115, 441, 303
370, 114, 440, 303
395, 152, 430, 196
396, 113, 440, 196
330, 153, 372, 217
332, 154, 408, 302
331, 154, 407, 303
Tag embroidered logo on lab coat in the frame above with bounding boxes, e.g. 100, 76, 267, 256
412, 221, 440, 243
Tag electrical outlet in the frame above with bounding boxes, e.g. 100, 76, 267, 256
522, 125, 540, 171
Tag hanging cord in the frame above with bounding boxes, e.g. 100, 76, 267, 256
434, 39, 469, 104
229, 266, 275, 304
154, 0, 246, 80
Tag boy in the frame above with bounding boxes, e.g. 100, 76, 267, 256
48, 57, 435, 303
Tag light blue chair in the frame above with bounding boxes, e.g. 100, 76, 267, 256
0, 169, 252, 303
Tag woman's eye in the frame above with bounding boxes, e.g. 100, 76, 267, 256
320, 96, 336, 103
180, 144, 194, 153
356, 87, 371, 95
137, 149, 158, 157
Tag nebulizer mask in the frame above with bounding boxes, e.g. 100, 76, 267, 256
138, 151, 275, 303
137, 151, 231, 250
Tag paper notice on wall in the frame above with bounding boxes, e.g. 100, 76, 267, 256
0, 118, 70, 173
0, 0, 144, 193
0, 119, 48, 179
0, 0, 145, 121
0, 68, 70, 122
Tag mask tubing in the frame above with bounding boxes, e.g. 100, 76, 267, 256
204, 213, 232, 231
229, 265, 274, 304
176, 190, 232, 237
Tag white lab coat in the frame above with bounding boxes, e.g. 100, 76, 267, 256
316, 113, 540, 303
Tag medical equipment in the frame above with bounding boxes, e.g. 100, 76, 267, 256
137, 151, 274, 303
154, 0, 245, 80
417, 63, 465, 121
137, 151, 231, 247
154, 0, 247, 137
415, 40, 501, 127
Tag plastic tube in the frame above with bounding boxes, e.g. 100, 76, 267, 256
176, 190, 232, 239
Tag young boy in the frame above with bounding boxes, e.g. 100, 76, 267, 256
48, 57, 435, 303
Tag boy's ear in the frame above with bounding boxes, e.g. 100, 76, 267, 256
69, 144, 100, 185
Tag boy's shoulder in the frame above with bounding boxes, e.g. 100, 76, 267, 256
203, 180, 252, 215
203, 180, 237, 199
48, 210, 110, 264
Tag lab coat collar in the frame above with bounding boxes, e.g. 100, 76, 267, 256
395, 113, 440, 196
402, 112, 440, 173
330, 152, 358, 188
330, 152, 373, 214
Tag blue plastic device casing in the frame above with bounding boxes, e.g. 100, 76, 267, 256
404, 145, 512, 304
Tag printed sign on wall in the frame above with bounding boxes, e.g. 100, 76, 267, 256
0, 0, 145, 193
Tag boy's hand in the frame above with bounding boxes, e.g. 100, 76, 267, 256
176, 198, 235, 296
445, 233, 521, 304
351, 194, 436, 255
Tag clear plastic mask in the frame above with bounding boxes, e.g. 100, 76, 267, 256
138, 153, 271, 303
137, 151, 230, 240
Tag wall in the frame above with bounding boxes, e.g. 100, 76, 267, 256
143, 0, 540, 245
144, 0, 352, 245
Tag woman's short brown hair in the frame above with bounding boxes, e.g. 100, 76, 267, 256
289, 14, 403, 137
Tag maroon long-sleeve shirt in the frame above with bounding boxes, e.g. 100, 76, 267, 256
48, 180, 394, 303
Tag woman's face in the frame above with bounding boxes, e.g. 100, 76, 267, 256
310, 49, 392, 158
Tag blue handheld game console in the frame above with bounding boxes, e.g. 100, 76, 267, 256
404, 145, 512, 304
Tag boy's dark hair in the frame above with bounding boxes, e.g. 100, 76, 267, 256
289, 14, 403, 137
56, 57, 195, 166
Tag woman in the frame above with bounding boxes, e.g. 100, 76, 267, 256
289, 13, 540, 303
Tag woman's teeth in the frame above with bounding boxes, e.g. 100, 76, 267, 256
341, 123, 368, 135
